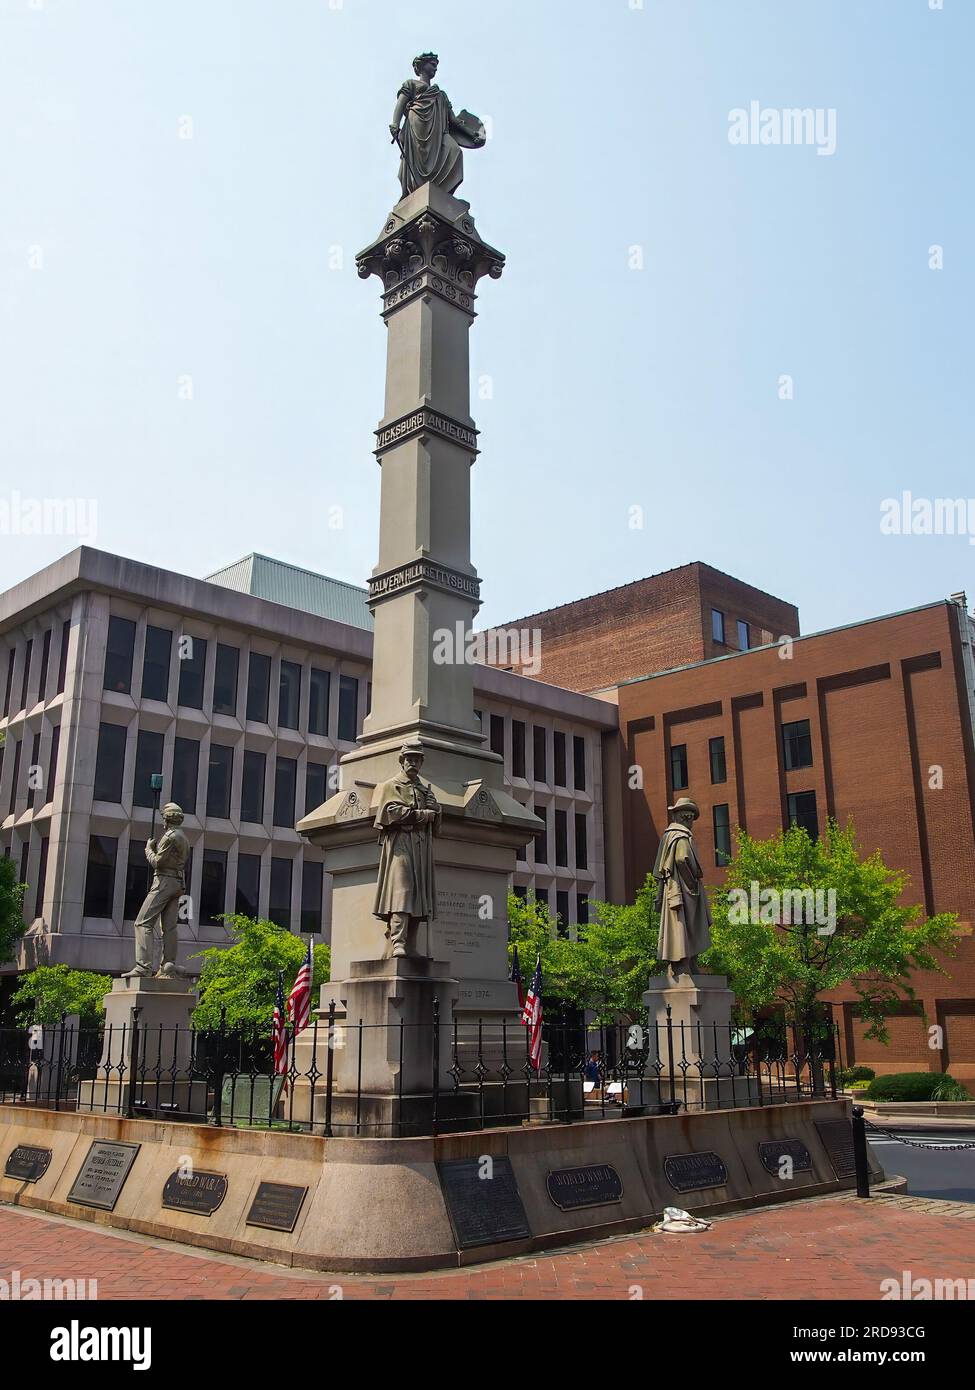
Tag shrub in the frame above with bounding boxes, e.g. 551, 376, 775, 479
840, 1065, 876, 1084
865, 1071, 970, 1102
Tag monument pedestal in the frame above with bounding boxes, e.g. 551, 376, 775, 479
639, 973, 759, 1112
78, 973, 199, 1116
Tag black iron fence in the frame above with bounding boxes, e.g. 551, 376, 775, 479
0, 1005, 838, 1139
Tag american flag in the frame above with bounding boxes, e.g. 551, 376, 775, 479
521, 954, 543, 1071
510, 944, 525, 1011
287, 940, 314, 1036
272, 973, 289, 1078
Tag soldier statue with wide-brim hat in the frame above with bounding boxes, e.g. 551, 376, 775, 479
372, 743, 442, 957
132, 801, 190, 978
652, 796, 712, 980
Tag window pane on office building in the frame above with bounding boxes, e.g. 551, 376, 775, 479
34, 836, 50, 919
84, 835, 117, 918
241, 749, 265, 823
301, 860, 324, 933
575, 812, 588, 869
573, 735, 586, 792
172, 737, 200, 815
737, 619, 750, 651
787, 790, 819, 840
19, 638, 32, 710
337, 675, 359, 742
533, 726, 547, 782
273, 756, 297, 827
269, 857, 292, 929
278, 660, 302, 730
309, 668, 330, 736
670, 743, 688, 791
47, 725, 60, 804
37, 629, 52, 703
556, 889, 569, 938
576, 893, 589, 926
490, 713, 505, 758
511, 720, 526, 778
56, 619, 70, 694
709, 736, 727, 784
305, 761, 328, 816
713, 803, 732, 866
123, 840, 149, 920
533, 802, 548, 862
554, 731, 567, 787
213, 643, 239, 716
235, 853, 261, 917
711, 609, 725, 644
782, 719, 813, 771
133, 729, 164, 809
94, 722, 126, 803
26, 732, 40, 809
246, 651, 271, 723
103, 617, 135, 695
3, 647, 15, 716
141, 626, 172, 702
206, 743, 234, 819
554, 808, 568, 867
177, 635, 207, 709
200, 848, 228, 925
8, 740, 21, 815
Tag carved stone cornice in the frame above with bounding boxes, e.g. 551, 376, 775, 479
357, 208, 505, 318
367, 557, 482, 608
374, 405, 479, 458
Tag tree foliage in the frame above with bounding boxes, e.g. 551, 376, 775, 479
0, 853, 26, 968
192, 915, 330, 1031
11, 965, 113, 1025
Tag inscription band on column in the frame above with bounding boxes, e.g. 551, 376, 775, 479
375, 406, 479, 458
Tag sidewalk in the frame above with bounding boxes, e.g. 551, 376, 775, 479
1, 1192, 971, 1300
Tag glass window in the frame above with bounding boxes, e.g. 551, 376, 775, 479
576, 893, 589, 927
556, 889, 569, 939
573, 735, 586, 792
177, 635, 207, 709
301, 860, 324, 933
241, 749, 266, 824
490, 714, 505, 758
305, 761, 328, 816
711, 609, 725, 645
8, 740, 21, 815
172, 737, 200, 815
47, 725, 60, 804
269, 857, 292, 929
246, 651, 271, 723
278, 660, 301, 730
709, 735, 727, 784
103, 617, 135, 695
200, 848, 228, 925
737, 619, 750, 651
35, 835, 50, 919
787, 791, 819, 841
670, 743, 688, 791
534, 887, 549, 911
213, 644, 239, 716
273, 756, 297, 828
56, 619, 70, 695
37, 629, 52, 703
511, 720, 526, 778
3, 647, 15, 716
141, 626, 172, 702
94, 723, 126, 804
123, 840, 149, 920
206, 743, 234, 819
26, 732, 41, 809
782, 719, 813, 771
554, 808, 568, 867
575, 812, 588, 869
533, 802, 548, 862
20, 638, 33, 710
235, 853, 261, 918
533, 726, 547, 783
84, 835, 117, 918
713, 803, 732, 866
554, 731, 567, 787
309, 668, 331, 736
133, 729, 164, 809
337, 675, 359, 742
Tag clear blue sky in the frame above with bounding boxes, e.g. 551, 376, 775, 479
1, 0, 971, 635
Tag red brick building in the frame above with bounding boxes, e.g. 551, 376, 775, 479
609, 598, 975, 1079
488, 562, 800, 692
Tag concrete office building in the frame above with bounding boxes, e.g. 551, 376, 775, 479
0, 547, 614, 990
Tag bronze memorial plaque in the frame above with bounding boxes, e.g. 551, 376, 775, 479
546, 1164, 623, 1211
246, 1181, 308, 1233
758, 1138, 812, 1176
5, 1144, 53, 1183
814, 1119, 857, 1178
663, 1151, 728, 1193
67, 1140, 141, 1211
162, 1169, 228, 1217
438, 1157, 531, 1249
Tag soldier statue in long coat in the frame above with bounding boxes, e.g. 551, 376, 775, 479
653, 797, 713, 980
373, 742, 441, 957
132, 802, 189, 977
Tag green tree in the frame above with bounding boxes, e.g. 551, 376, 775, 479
0, 852, 26, 968
11, 965, 113, 1024
191, 915, 330, 1031
703, 820, 957, 1043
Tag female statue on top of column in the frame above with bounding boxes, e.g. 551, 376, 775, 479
389, 53, 486, 200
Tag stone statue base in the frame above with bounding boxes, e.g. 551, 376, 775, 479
77, 972, 199, 1116
635, 973, 759, 1112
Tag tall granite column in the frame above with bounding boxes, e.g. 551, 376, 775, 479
298, 182, 540, 1123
